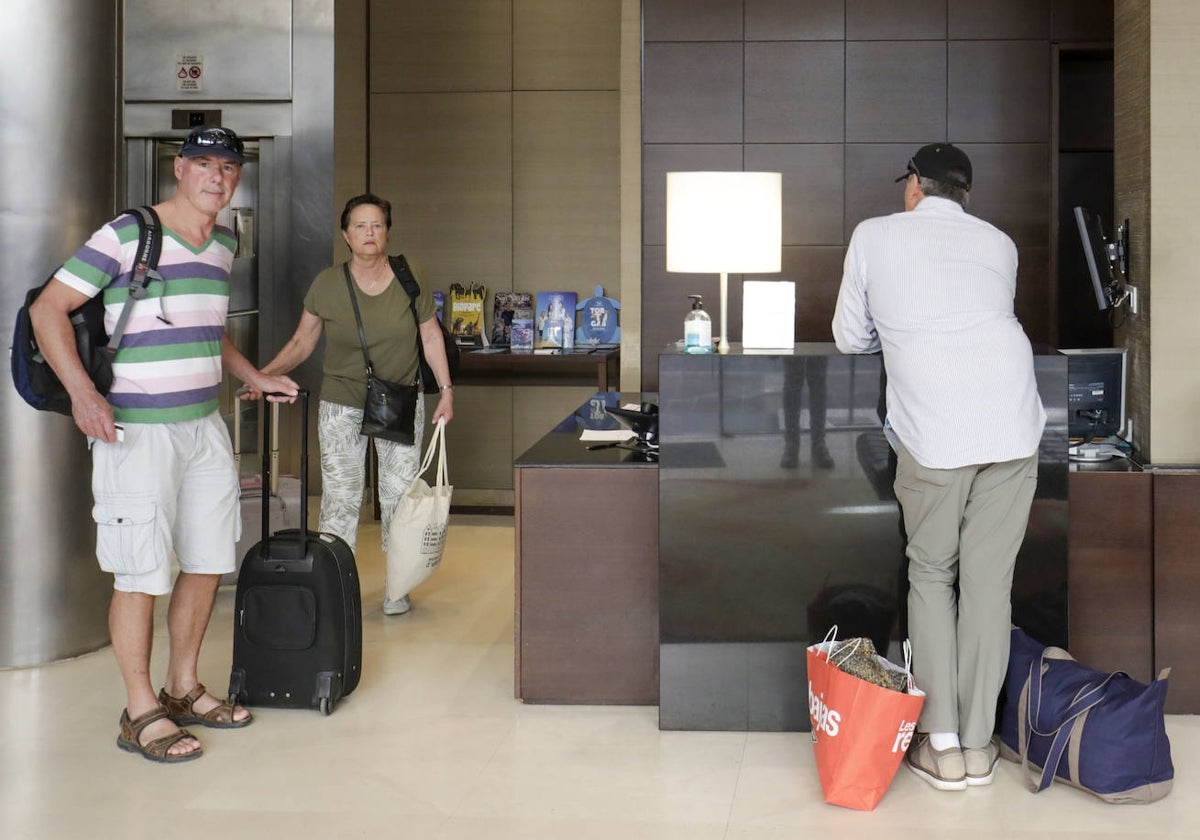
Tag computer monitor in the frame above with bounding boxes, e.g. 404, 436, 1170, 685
1073, 206, 1127, 311
1060, 348, 1127, 441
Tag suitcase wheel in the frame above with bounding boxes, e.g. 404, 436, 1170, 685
319, 696, 332, 716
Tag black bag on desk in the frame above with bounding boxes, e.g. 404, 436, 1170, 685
229, 391, 362, 715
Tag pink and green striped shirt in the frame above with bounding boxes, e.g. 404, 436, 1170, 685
55, 212, 235, 424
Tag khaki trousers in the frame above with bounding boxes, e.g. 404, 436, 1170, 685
893, 442, 1038, 749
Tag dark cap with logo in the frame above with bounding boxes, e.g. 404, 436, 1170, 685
895, 143, 971, 191
180, 125, 246, 165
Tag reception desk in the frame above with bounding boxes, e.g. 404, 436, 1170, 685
510, 353, 1193, 722
514, 393, 659, 704
657, 346, 1069, 731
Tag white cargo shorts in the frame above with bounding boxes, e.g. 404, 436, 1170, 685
90, 412, 239, 595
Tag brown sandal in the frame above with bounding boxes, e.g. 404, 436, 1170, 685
117, 706, 203, 763
158, 683, 253, 729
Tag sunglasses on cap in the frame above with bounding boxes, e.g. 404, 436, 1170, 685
181, 126, 245, 162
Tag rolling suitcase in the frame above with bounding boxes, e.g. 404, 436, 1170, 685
228, 390, 362, 715
222, 401, 303, 585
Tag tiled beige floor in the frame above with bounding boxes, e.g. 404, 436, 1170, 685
1, 514, 1197, 839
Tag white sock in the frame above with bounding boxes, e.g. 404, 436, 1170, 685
928, 732, 961, 751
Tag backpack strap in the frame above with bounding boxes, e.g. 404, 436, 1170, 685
389, 253, 429, 363
104, 206, 163, 357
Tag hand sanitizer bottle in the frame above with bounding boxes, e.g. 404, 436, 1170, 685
684, 295, 712, 354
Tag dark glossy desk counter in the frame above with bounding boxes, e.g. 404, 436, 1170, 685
658, 346, 1069, 731
514, 394, 659, 704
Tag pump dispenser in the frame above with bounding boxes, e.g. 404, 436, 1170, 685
684, 294, 713, 354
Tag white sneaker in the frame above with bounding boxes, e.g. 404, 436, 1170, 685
383, 594, 411, 615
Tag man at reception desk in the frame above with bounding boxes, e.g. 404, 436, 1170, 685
831, 144, 1046, 792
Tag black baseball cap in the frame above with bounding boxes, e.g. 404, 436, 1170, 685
895, 143, 971, 191
180, 125, 246, 164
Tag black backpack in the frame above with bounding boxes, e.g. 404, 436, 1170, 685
388, 254, 461, 394
11, 206, 162, 415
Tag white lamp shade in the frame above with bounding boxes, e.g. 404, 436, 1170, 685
665, 171, 782, 274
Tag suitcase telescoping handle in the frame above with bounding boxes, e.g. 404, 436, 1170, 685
260, 389, 309, 558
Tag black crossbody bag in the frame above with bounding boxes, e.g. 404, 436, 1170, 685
343, 264, 418, 445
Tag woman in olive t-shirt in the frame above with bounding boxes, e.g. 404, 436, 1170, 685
258, 194, 455, 615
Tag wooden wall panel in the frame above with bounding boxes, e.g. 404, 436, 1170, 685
1153, 474, 1200, 713
960, 143, 1051, 247
745, 42, 845, 143
747, 246, 845, 341
844, 143, 911, 236
643, 42, 744, 143
369, 92, 513, 291
635, 0, 1106, 387
949, 0, 1049, 40
513, 0, 620, 90
513, 91, 620, 293
1015, 246, 1051, 350
369, 0, 512, 92
643, 0, 743, 41
845, 41, 947, 142
745, 0, 845, 41
846, 0, 946, 40
743, 144, 845, 245
949, 41, 1051, 143
1067, 471, 1153, 682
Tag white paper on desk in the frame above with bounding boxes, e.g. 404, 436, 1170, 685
579, 429, 636, 442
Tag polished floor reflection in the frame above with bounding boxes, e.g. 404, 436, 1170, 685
1, 514, 1196, 839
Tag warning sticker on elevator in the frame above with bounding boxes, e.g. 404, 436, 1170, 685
176, 55, 204, 92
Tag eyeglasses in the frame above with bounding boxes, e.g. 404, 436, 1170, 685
183, 127, 245, 158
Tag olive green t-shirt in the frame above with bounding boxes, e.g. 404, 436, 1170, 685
303, 259, 437, 409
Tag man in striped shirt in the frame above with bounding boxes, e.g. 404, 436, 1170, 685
832, 144, 1046, 792
30, 126, 298, 763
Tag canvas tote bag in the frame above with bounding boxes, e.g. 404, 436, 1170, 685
386, 418, 452, 601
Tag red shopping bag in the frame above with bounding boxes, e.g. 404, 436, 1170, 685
807, 635, 925, 810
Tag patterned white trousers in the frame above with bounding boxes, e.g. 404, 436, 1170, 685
317, 398, 425, 553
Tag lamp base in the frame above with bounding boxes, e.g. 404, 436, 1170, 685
717, 271, 730, 353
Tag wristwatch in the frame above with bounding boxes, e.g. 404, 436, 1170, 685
439, 384, 454, 392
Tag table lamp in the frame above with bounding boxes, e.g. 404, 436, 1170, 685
666, 171, 782, 353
